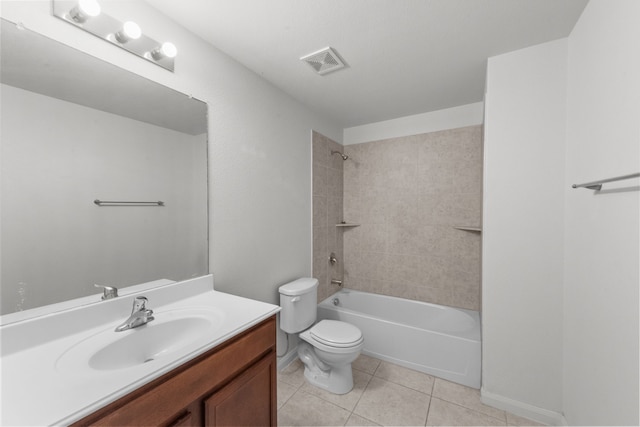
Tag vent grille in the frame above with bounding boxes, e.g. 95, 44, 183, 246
300, 47, 345, 75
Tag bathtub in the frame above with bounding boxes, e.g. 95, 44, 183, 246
317, 289, 481, 388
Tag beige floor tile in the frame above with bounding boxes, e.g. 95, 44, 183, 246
277, 379, 299, 410
278, 358, 306, 388
353, 376, 430, 426
374, 360, 435, 394
345, 413, 382, 426
278, 390, 351, 426
352, 354, 381, 375
299, 368, 373, 411
432, 378, 506, 421
427, 398, 507, 426
506, 412, 545, 426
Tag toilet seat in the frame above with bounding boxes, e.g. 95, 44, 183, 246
308, 320, 363, 348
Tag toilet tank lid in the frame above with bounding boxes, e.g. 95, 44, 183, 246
279, 278, 318, 296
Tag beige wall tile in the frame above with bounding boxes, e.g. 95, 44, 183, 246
342, 125, 482, 309
386, 189, 420, 226
387, 222, 424, 255
386, 253, 423, 285
328, 196, 343, 227
312, 195, 327, 229
358, 187, 390, 224
312, 164, 327, 197
313, 132, 344, 301
358, 251, 390, 280
316, 126, 482, 310
343, 227, 360, 255
312, 131, 330, 168
356, 224, 388, 252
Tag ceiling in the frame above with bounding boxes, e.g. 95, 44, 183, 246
146, 0, 588, 128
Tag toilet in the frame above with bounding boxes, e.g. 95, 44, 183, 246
279, 278, 364, 394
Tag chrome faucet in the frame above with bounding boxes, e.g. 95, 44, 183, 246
115, 296, 154, 332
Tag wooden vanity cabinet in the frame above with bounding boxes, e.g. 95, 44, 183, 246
72, 316, 277, 427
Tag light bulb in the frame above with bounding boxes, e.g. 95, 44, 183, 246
69, 0, 101, 23
151, 42, 178, 60
115, 21, 141, 43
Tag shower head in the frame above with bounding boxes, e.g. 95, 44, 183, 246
331, 150, 349, 160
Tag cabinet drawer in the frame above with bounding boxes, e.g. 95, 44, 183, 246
75, 317, 275, 426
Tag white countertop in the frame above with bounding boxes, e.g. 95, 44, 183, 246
0, 275, 280, 426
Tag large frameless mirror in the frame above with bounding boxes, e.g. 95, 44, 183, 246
0, 19, 209, 317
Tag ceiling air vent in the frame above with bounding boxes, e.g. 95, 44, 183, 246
300, 47, 346, 75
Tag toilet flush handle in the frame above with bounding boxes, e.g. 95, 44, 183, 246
291, 296, 301, 303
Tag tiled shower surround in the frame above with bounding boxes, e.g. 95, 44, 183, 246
312, 125, 482, 311
312, 131, 345, 302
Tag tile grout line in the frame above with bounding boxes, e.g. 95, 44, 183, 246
345, 368, 376, 426
282, 356, 517, 427
424, 377, 436, 427
276, 380, 299, 413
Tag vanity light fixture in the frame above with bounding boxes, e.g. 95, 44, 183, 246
151, 42, 178, 60
68, 0, 101, 23
114, 21, 142, 44
52, 0, 177, 72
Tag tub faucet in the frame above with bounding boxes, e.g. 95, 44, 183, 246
331, 279, 343, 286
115, 296, 154, 332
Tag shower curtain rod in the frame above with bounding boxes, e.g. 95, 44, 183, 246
572, 172, 640, 190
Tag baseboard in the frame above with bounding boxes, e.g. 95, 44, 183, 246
481, 388, 567, 426
277, 347, 299, 371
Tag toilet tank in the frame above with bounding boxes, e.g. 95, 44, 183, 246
278, 278, 318, 333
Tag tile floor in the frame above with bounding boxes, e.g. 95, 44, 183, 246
277, 355, 544, 427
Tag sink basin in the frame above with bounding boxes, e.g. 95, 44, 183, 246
56, 308, 224, 373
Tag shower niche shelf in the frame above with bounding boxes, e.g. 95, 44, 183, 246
335, 222, 360, 228
453, 226, 482, 233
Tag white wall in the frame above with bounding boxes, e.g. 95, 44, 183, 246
482, 39, 567, 422
0, 1, 342, 311
483, 1, 640, 425
563, 1, 640, 425
1, 1, 343, 360
343, 102, 483, 145
1, 84, 207, 313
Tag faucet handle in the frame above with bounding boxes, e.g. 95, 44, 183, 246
95, 284, 118, 300
132, 296, 148, 312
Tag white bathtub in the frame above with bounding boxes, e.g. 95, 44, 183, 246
317, 289, 481, 388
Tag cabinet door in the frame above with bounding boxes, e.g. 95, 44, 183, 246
204, 354, 275, 427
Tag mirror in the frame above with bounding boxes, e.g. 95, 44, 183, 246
0, 19, 209, 316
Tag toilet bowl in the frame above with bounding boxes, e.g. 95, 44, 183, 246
279, 278, 364, 394
297, 319, 364, 394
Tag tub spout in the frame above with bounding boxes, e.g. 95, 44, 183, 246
331, 279, 342, 286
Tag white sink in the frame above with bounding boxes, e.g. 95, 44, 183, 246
56, 308, 224, 373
